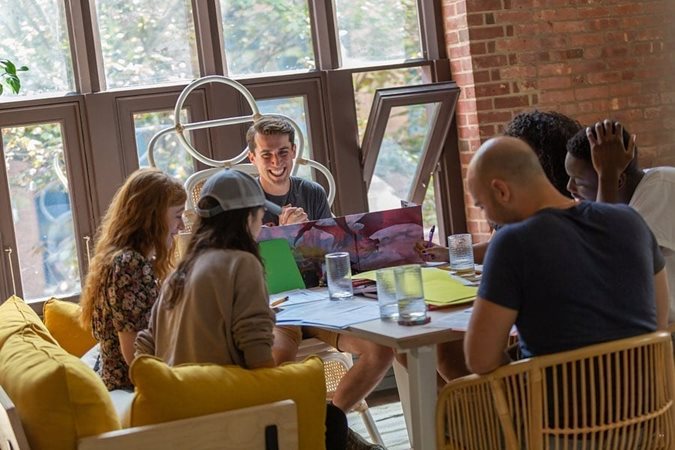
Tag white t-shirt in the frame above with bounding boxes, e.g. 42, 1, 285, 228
629, 167, 675, 322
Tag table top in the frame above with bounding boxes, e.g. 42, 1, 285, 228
342, 307, 467, 351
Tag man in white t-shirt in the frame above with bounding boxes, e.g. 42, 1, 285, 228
565, 119, 675, 326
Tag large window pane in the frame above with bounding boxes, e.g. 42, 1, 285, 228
0, 0, 74, 95
335, 0, 423, 67
258, 96, 313, 180
134, 110, 194, 183
95, 0, 199, 89
367, 103, 439, 211
219, 0, 314, 76
2, 123, 81, 300
353, 67, 424, 142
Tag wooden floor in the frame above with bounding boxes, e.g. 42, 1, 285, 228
347, 389, 410, 450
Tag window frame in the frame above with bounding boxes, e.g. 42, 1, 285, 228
361, 82, 460, 205
0, 99, 95, 305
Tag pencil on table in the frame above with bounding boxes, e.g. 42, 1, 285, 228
270, 296, 289, 308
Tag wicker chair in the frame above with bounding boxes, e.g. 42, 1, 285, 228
436, 331, 675, 450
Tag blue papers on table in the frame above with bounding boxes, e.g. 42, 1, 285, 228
269, 288, 381, 329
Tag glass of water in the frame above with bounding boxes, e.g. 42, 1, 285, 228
448, 233, 475, 276
376, 268, 398, 321
325, 252, 353, 300
394, 264, 428, 325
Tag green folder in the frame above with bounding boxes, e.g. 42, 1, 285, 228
259, 238, 306, 294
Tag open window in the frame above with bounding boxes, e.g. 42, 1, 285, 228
361, 82, 460, 238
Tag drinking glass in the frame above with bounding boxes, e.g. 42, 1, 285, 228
325, 252, 353, 300
376, 268, 398, 320
448, 233, 475, 275
394, 264, 428, 325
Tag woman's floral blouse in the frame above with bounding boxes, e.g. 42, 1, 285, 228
92, 249, 158, 390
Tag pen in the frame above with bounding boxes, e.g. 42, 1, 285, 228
427, 225, 436, 247
270, 296, 289, 308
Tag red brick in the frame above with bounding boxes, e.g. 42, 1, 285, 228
494, 95, 531, 109
586, 72, 622, 85
468, 0, 503, 13
538, 76, 572, 90
475, 82, 511, 97
479, 124, 497, 138
473, 54, 509, 69
477, 110, 514, 124
470, 26, 505, 40
539, 90, 573, 104
575, 86, 610, 100
466, 13, 484, 26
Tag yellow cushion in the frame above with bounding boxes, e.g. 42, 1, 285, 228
0, 295, 53, 347
0, 329, 121, 450
129, 355, 327, 450
43, 298, 97, 357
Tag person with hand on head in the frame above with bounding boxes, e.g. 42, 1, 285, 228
418, 110, 582, 267
566, 120, 675, 328
80, 168, 186, 391
464, 136, 668, 374
247, 116, 331, 226
135, 169, 348, 450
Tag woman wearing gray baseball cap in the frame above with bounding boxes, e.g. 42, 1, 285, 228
137, 169, 279, 369
136, 169, 348, 449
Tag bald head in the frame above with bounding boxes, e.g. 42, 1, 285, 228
469, 136, 547, 187
468, 136, 562, 224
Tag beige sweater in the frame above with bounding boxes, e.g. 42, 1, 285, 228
135, 249, 275, 368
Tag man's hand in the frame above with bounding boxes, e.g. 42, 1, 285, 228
587, 120, 636, 203
279, 205, 308, 225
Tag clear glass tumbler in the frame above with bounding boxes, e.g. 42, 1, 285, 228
325, 252, 353, 300
376, 268, 398, 320
394, 264, 428, 325
448, 233, 475, 275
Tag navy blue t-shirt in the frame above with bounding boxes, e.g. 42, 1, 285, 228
478, 201, 664, 358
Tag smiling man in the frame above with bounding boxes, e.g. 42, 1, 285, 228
246, 117, 332, 226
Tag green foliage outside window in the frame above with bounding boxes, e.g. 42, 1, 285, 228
0, 59, 28, 95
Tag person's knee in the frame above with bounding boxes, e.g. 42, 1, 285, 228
272, 327, 301, 363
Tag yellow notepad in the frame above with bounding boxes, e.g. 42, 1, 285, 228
354, 267, 476, 307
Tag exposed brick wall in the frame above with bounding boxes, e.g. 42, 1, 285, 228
442, 0, 675, 239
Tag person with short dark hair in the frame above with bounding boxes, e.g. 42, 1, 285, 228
465, 136, 668, 374
246, 116, 331, 226
566, 119, 675, 326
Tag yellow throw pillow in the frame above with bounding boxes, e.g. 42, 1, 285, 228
129, 355, 327, 450
0, 295, 54, 348
43, 298, 97, 357
0, 329, 121, 450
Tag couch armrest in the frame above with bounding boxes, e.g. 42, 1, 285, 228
0, 386, 31, 450
78, 400, 298, 450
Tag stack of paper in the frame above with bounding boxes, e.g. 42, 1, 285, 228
354, 267, 477, 309
271, 288, 381, 329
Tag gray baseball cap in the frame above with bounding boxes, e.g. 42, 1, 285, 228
195, 169, 282, 218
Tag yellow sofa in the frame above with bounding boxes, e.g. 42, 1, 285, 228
0, 296, 326, 450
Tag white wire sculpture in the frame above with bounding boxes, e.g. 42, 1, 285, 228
146, 75, 336, 206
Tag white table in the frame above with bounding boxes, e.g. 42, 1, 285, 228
340, 309, 466, 450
